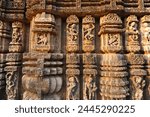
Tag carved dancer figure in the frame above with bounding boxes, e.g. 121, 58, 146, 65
6, 71, 17, 99
67, 76, 79, 100
67, 23, 78, 42
12, 28, 22, 43
126, 15, 139, 45
132, 76, 145, 100
83, 23, 94, 42
37, 33, 48, 45
84, 74, 97, 100
108, 34, 119, 46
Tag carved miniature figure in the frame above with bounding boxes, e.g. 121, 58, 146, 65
83, 23, 94, 43
67, 23, 78, 42
131, 76, 145, 100
37, 33, 48, 45
67, 76, 79, 100
84, 74, 97, 100
108, 34, 119, 46
12, 27, 22, 43
126, 15, 140, 48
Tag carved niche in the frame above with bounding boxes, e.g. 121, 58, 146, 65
30, 12, 56, 53
9, 21, 23, 52
99, 13, 123, 53
126, 15, 141, 53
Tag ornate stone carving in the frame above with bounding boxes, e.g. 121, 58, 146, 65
66, 15, 80, 100
83, 70, 97, 100
0, 20, 10, 99
126, 15, 147, 100
99, 13, 129, 100
82, 15, 95, 52
140, 15, 150, 99
9, 21, 23, 52
66, 75, 79, 100
31, 12, 56, 53
66, 15, 79, 52
130, 76, 145, 100
6, 71, 17, 100
126, 15, 140, 53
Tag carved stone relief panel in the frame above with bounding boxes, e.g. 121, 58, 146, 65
82, 15, 95, 52
66, 15, 79, 53
30, 12, 56, 53
9, 22, 23, 53
126, 15, 141, 53
83, 69, 97, 100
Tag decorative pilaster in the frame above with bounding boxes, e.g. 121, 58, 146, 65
22, 12, 63, 100
0, 20, 11, 99
66, 15, 80, 100
140, 15, 150, 99
5, 21, 23, 100
126, 15, 146, 100
82, 15, 97, 100
99, 13, 129, 100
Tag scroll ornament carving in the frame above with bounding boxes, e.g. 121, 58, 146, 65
6, 71, 17, 100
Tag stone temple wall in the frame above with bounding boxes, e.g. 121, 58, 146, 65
0, 0, 150, 100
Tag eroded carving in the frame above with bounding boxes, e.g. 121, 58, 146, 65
83, 74, 97, 100
67, 75, 79, 100
6, 71, 17, 100
126, 15, 140, 53
66, 15, 79, 52
82, 15, 95, 52
130, 76, 145, 100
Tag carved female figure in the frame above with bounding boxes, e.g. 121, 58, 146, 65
67, 76, 79, 100
84, 74, 97, 100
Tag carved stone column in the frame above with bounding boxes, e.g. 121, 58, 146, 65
99, 13, 129, 100
0, 21, 11, 99
126, 15, 147, 100
82, 15, 97, 100
5, 21, 23, 100
22, 12, 63, 100
140, 15, 150, 99
66, 15, 80, 100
